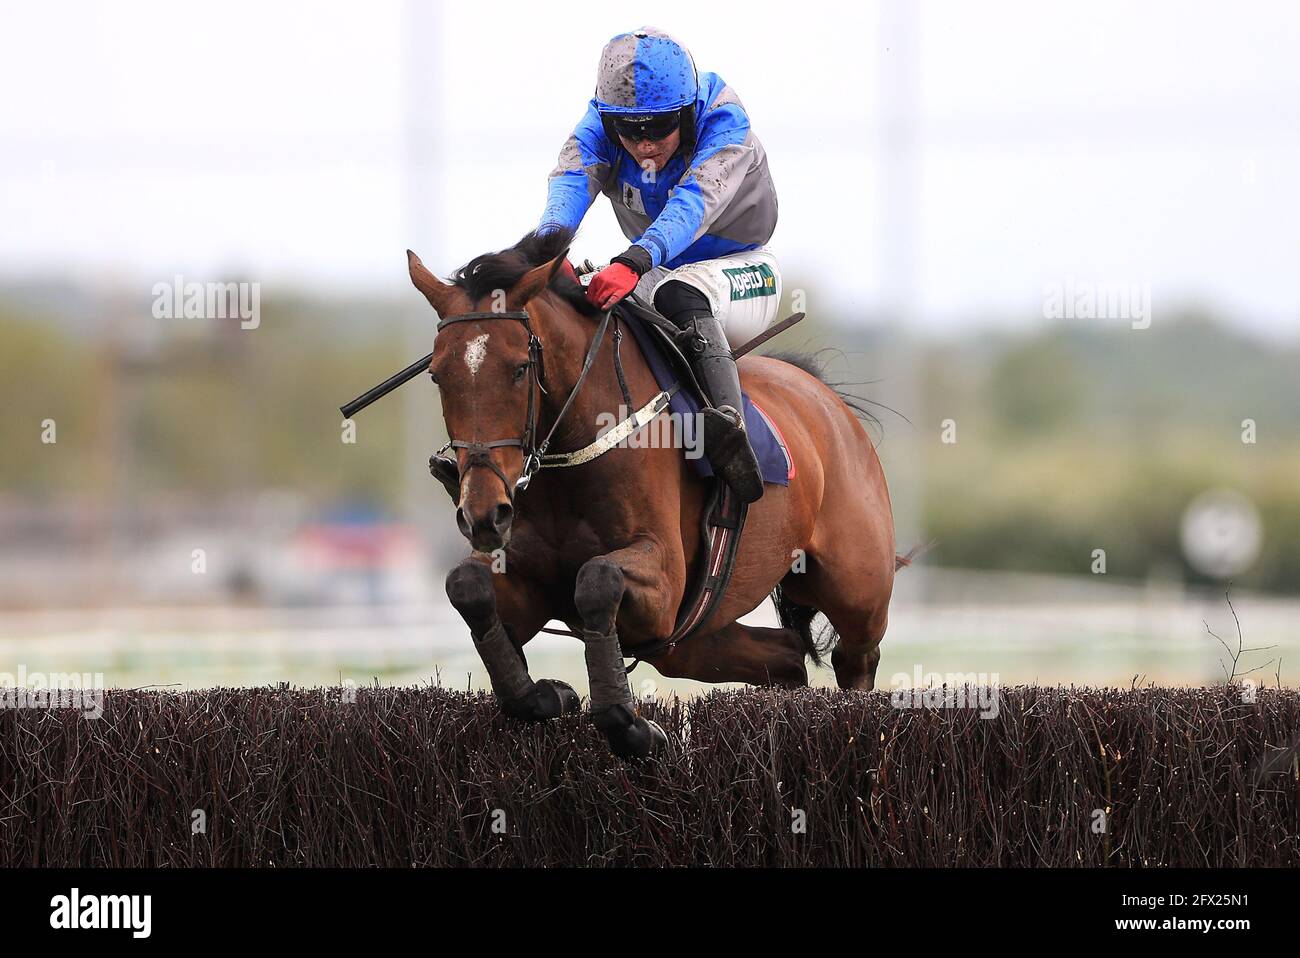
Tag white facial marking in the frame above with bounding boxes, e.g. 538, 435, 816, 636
464, 333, 489, 377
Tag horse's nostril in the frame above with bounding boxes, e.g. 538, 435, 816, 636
456, 504, 511, 544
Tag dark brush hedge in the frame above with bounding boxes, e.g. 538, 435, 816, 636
1, 685, 1297, 867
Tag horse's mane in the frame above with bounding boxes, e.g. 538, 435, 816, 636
452, 228, 601, 317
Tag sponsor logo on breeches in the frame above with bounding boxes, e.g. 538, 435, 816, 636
723, 264, 776, 301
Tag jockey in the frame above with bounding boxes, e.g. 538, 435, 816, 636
538, 27, 780, 505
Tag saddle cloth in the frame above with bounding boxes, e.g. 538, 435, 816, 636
620, 313, 793, 486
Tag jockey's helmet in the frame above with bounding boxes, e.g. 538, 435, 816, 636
594, 28, 699, 154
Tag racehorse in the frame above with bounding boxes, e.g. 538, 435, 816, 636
408, 229, 902, 758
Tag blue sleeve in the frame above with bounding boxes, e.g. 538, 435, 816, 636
633, 95, 752, 268
539, 102, 613, 235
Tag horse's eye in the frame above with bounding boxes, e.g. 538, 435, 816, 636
513, 363, 528, 383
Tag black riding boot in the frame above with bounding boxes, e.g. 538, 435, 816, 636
655, 281, 764, 504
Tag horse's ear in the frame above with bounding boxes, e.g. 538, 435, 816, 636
548, 248, 571, 282
507, 251, 570, 310
407, 249, 456, 316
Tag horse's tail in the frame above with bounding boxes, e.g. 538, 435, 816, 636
771, 581, 836, 667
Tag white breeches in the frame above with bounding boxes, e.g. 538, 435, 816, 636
634, 248, 782, 348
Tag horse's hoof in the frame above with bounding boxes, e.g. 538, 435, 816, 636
535, 679, 581, 716
642, 719, 669, 755
591, 704, 667, 760
499, 679, 579, 722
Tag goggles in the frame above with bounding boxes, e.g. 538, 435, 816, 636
609, 112, 681, 143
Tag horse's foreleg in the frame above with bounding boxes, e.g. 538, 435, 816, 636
445, 558, 579, 721
574, 551, 669, 760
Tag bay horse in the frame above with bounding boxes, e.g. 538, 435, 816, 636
409, 229, 900, 758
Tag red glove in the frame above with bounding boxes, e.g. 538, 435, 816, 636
585, 262, 640, 310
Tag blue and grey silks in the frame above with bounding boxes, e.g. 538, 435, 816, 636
540, 28, 778, 272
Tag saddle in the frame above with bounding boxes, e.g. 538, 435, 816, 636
613, 293, 709, 403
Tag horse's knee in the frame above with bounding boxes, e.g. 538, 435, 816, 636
574, 558, 625, 634
445, 561, 496, 635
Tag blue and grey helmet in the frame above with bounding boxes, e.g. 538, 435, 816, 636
595, 28, 699, 154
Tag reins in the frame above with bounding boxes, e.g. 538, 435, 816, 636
429, 302, 808, 502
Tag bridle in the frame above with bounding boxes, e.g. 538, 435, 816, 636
433, 306, 615, 503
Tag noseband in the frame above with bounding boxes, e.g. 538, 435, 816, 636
434, 306, 614, 503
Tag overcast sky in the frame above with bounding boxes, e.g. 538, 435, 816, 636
2, 0, 1297, 336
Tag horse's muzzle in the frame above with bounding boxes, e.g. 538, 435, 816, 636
457, 502, 514, 553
